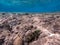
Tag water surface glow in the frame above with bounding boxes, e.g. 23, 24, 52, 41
0, 0, 60, 12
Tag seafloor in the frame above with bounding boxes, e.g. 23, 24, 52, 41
0, 13, 60, 45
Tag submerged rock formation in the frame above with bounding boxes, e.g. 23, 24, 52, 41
0, 13, 60, 45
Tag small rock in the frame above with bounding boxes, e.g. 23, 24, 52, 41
23, 30, 41, 44
13, 35, 22, 45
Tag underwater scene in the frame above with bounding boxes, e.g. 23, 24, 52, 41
0, 0, 60, 12
0, 0, 60, 45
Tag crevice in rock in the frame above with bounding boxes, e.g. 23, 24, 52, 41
0, 38, 5, 45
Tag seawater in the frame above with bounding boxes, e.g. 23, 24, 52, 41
0, 0, 60, 12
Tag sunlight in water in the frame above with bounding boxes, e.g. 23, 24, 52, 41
0, 0, 60, 12
0, 0, 34, 6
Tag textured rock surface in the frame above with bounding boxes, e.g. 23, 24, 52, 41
0, 13, 60, 45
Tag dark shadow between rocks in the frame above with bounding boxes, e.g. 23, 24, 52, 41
23, 30, 42, 45
0, 38, 5, 45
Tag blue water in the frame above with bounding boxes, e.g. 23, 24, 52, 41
0, 0, 60, 12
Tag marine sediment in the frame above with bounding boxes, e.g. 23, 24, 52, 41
0, 13, 60, 45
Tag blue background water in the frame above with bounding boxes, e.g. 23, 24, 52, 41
0, 0, 60, 12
